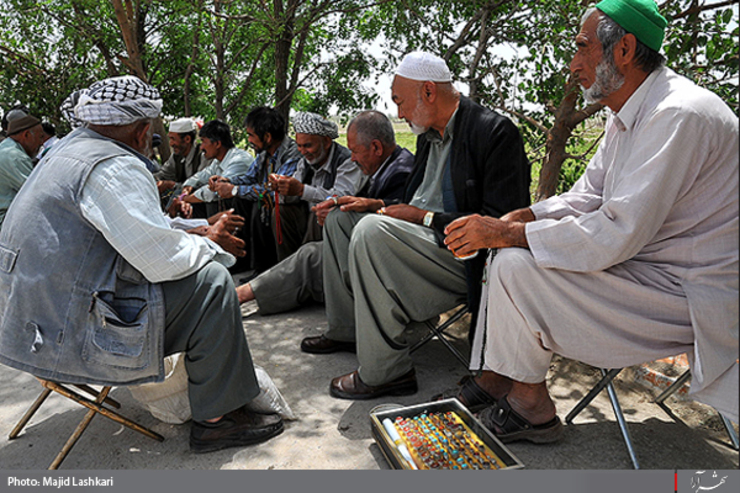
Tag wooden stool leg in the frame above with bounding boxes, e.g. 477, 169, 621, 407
48, 388, 112, 470
44, 382, 164, 441
9, 388, 53, 439
72, 384, 121, 408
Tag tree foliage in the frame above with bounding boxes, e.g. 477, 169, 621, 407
1, 0, 736, 193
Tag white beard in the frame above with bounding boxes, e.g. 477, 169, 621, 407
409, 122, 429, 135
582, 57, 624, 104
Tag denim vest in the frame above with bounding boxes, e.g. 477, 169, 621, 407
0, 128, 165, 385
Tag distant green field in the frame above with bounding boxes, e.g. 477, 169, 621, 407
336, 126, 417, 154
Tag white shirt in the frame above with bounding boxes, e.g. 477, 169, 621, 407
80, 154, 234, 284
525, 67, 738, 406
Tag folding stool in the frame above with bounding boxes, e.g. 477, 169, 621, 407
9, 379, 164, 470
566, 366, 739, 470
409, 303, 470, 367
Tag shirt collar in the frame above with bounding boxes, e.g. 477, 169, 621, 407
217, 147, 234, 166
312, 142, 336, 173
612, 67, 663, 132
369, 146, 397, 180
426, 107, 458, 144
185, 142, 198, 163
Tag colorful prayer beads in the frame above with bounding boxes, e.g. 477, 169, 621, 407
391, 411, 504, 470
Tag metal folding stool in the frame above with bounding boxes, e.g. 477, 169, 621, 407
409, 304, 470, 367
565, 368, 640, 469
654, 369, 739, 451
9, 379, 164, 470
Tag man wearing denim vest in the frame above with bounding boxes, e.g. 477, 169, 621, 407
0, 76, 283, 453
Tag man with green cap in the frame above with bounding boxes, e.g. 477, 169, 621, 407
0, 110, 45, 229
437, 0, 738, 443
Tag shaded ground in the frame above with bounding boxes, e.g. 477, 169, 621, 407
0, 298, 737, 471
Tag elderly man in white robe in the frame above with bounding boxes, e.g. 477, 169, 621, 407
441, 0, 738, 444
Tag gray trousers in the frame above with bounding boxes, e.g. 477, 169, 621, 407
162, 262, 259, 421
251, 241, 324, 314
323, 210, 467, 385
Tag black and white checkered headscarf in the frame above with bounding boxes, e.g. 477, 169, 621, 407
73, 76, 162, 126
293, 112, 338, 139
60, 88, 89, 128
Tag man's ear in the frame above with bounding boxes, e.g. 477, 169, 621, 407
422, 81, 437, 103
614, 33, 637, 68
370, 139, 383, 156
263, 132, 272, 146
134, 121, 152, 152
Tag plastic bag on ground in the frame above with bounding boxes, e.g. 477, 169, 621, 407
128, 354, 296, 423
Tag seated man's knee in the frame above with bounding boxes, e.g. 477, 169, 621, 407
490, 248, 538, 287
349, 214, 388, 249
197, 262, 236, 298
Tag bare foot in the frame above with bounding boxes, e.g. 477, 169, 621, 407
505, 381, 557, 426
237, 283, 255, 305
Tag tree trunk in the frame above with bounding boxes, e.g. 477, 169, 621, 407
535, 76, 601, 201
111, 0, 171, 161
273, 0, 294, 127
184, 4, 204, 118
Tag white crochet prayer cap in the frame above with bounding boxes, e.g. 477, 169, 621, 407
394, 51, 452, 83
169, 117, 198, 133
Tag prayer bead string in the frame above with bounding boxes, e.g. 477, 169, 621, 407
392, 411, 505, 470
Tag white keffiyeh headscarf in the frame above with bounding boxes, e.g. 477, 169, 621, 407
293, 112, 339, 139
71, 76, 162, 126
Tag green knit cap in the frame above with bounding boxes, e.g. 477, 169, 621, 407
596, 0, 668, 52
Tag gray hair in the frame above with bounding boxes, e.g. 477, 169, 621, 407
582, 7, 665, 74
347, 110, 396, 148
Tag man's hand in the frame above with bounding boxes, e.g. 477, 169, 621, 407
213, 180, 236, 198
157, 180, 176, 193
206, 209, 244, 234
379, 204, 426, 224
206, 213, 247, 257
444, 214, 528, 257
339, 196, 384, 214
208, 175, 228, 191
269, 173, 304, 197
312, 198, 337, 226
167, 197, 192, 218
312, 196, 385, 226
500, 207, 535, 223
181, 185, 194, 195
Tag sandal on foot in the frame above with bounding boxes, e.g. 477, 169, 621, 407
478, 396, 563, 444
431, 375, 498, 413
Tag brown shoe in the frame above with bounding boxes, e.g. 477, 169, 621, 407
330, 369, 418, 400
190, 406, 284, 453
300, 335, 356, 354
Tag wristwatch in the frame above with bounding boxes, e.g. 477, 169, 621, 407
422, 211, 434, 228
232, 185, 238, 197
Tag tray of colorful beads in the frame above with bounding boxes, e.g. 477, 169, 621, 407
370, 398, 524, 470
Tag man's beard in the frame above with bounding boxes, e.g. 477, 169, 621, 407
409, 122, 429, 135
582, 56, 624, 104
306, 145, 329, 166
408, 95, 430, 135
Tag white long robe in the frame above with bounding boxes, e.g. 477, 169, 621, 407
472, 67, 738, 422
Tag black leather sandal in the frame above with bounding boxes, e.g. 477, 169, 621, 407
432, 375, 498, 412
478, 396, 563, 444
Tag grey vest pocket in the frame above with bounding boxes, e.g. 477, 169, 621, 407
82, 293, 149, 370
0, 244, 18, 273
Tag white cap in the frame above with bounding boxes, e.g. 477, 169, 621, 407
394, 51, 452, 83
169, 117, 198, 133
